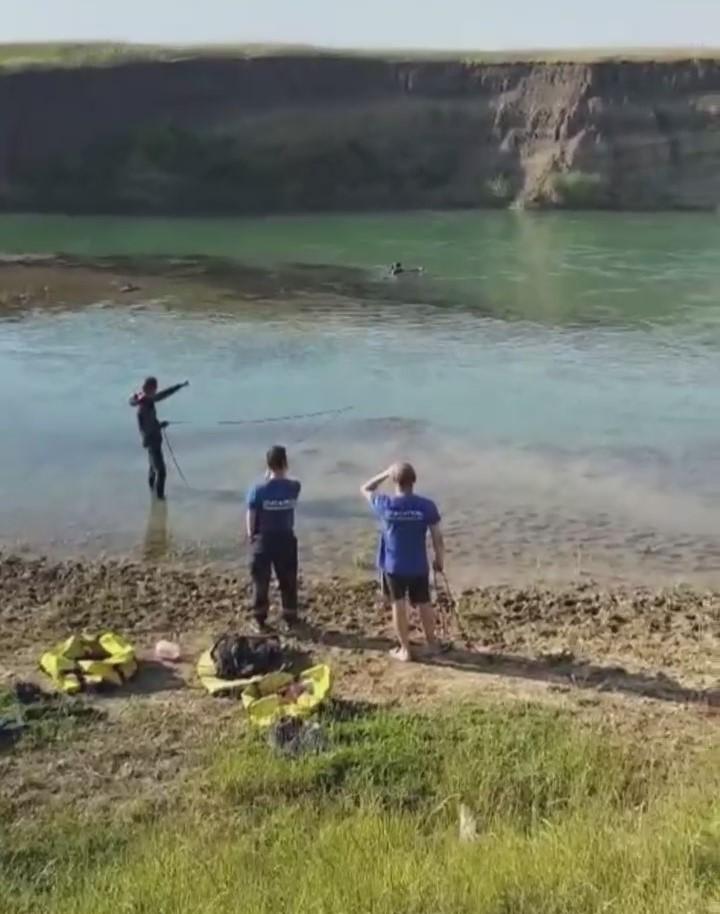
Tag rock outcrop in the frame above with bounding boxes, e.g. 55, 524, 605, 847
1, 53, 719, 212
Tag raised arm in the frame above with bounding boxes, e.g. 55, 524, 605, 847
154, 381, 189, 403
361, 467, 393, 501
430, 523, 445, 573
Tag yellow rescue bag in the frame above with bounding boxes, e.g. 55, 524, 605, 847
196, 649, 331, 725
39, 632, 137, 694
195, 648, 264, 696
242, 664, 331, 727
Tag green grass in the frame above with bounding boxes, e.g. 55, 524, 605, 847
0, 686, 101, 749
0, 41, 719, 70
1, 703, 718, 914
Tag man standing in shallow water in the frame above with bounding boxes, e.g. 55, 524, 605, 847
129, 376, 189, 500
361, 462, 445, 662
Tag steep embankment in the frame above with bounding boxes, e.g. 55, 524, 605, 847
1, 51, 720, 213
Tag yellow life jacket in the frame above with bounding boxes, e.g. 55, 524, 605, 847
196, 649, 331, 726
242, 664, 331, 727
39, 632, 137, 694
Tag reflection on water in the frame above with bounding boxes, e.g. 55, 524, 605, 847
3, 210, 720, 585
143, 501, 170, 561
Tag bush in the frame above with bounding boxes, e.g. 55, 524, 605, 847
552, 170, 608, 207
485, 174, 514, 203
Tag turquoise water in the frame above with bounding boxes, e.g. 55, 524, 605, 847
2, 210, 720, 583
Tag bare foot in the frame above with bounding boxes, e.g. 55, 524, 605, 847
389, 646, 412, 663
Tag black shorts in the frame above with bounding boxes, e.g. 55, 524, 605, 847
382, 573, 430, 605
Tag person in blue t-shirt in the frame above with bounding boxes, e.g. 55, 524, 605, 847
246, 445, 302, 628
361, 461, 445, 662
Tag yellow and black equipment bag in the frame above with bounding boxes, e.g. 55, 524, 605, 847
39, 632, 138, 694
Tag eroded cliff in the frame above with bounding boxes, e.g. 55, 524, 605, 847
1, 52, 719, 213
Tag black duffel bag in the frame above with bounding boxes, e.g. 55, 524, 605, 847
210, 634, 285, 680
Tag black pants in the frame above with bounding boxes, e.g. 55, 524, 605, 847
147, 441, 167, 499
251, 534, 298, 623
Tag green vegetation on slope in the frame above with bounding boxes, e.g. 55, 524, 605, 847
2, 703, 718, 914
9, 110, 527, 215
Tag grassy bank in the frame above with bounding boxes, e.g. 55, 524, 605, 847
2, 702, 718, 914
1, 42, 719, 70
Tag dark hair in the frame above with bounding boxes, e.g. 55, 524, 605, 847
266, 445, 288, 471
392, 461, 416, 489
143, 376, 158, 392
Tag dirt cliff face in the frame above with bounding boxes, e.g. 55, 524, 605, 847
1, 54, 719, 213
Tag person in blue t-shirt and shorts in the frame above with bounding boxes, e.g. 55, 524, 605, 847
246, 445, 302, 628
361, 461, 445, 662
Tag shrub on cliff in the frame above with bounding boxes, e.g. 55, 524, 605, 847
552, 170, 608, 208
484, 174, 515, 206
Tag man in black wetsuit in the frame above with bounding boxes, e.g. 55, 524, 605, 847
129, 376, 189, 499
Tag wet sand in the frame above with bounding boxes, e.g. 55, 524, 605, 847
0, 253, 430, 315
1, 550, 717, 823
1, 554, 717, 699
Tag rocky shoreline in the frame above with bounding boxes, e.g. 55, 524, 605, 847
2, 554, 717, 699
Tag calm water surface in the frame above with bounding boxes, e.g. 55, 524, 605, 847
2, 210, 720, 584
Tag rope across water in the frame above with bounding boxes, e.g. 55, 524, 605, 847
216, 406, 353, 426
161, 406, 355, 486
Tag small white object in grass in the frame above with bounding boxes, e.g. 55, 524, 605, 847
459, 803, 478, 842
